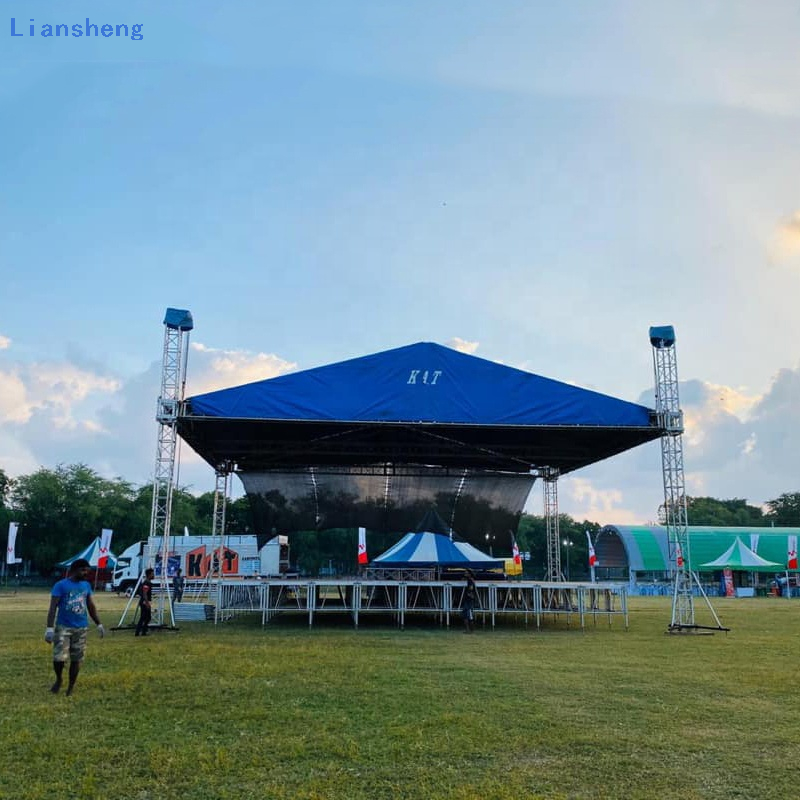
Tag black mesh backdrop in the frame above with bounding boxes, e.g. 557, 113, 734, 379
240, 466, 535, 545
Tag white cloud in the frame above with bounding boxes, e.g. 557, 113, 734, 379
0, 363, 119, 427
771, 210, 800, 262
0, 335, 10, 350
445, 337, 479, 354
0, 370, 28, 423
0, 341, 299, 499
188, 342, 296, 395
563, 477, 644, 526
552, 367, 800, 525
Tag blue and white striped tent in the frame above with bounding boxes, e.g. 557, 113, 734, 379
373, 532, 503, 569
57, 537, 118, 569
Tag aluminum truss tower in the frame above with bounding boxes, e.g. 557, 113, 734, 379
208, 470, 230, 622
149, 309, 194, 626
542, 468, 563, 582
650, 326, 725, 633
117, 309, 193, 630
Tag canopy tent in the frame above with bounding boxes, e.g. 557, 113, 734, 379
177, 342, 661, 539
373, 532, 504, 570
180, 341, 659, 473
596, 526, 799, 574
698, 537, 782, 572
57, 538, 119, 569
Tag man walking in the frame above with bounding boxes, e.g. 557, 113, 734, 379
172, 568, 185, 603
135, 567, 155, 636
462, 569, 477, 633
45, 558, 105, 695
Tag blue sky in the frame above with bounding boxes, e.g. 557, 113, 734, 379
2, 1, 800, 525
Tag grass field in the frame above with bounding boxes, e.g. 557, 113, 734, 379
1, 589, 798, 800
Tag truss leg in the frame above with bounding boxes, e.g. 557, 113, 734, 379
543, 469, 562, 582
211, 470, 229, 624
650, 326, 726, 633
118, 309, 193, 629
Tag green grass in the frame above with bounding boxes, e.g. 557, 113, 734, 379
1, 590, 798, 799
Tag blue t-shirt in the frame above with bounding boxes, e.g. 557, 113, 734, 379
52, 578, 93, 628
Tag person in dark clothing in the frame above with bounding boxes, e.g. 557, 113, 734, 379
462, 569, 477, 633
172, 568, 185, 603
135, 568, 155, 636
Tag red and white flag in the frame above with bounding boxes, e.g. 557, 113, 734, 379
586, 530, 598, 567
6, 522, 22, 565
98, 528, 113, 568
357, 527, 368, 565
511, 534, 522, 566
788, 535, 798, 571
675, 541, 684, 568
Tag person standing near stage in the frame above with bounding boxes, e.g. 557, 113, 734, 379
45, 558, 105, 695
462, 569, 477, 633
135, 568, 155, 636
172, 568, 185, 603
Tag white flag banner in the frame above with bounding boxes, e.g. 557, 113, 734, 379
98, 528, 113, 568
586, 530, 598, 567
357, 527, 368, 565
750, 533, 760, 554
6, 522, 22, 565
788, 535, 798, 570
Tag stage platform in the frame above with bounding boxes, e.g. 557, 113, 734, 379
204, 578, 628, 630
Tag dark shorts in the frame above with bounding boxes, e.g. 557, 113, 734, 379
53, 626, 88, 663
462, 603, 474, 621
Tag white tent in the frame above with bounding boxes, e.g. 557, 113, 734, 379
57, 537, 119, 569
698, 537, 781, 572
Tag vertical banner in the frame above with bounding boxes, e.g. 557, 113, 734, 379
586, 530, 597, 583
749, 533, 760, 554
357, 527, 368, 565
723, 568, 735, 597
788, 535, 798, 570
511, 534, 521, 566
6, 522, 22, 565
586, 530, 598, 567
98, 528, 113, 568
675, 541, 684, 568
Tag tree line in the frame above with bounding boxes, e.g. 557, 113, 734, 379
1, 463, 799, 579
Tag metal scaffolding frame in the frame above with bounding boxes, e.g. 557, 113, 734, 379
210, 470, 230, 622
209, 578, 628, 631
542, 468, 563, 582
117, 309, 193, 630
650, 325, 726, 633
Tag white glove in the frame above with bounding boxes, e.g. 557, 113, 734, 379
44, 627, 55, 644
97, 624, 106, 639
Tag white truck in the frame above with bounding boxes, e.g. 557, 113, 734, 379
112, 534, 290, 593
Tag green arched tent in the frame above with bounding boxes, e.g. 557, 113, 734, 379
596, 526, 799, 575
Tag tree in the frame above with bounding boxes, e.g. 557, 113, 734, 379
10, 464, 139, 571
0, 468, 13, 551
193, 492, 254, 536
765, 493, 800, 527
0, 467, 10, 506
515, 513, 601, 580
10, 467, 70, 570
685, 497, 766, 526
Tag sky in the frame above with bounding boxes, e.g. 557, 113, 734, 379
1, 1, 799, 527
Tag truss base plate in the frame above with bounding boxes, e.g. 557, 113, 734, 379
667, 623, 730, 635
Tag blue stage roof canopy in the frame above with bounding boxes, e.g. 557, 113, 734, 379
178, 342, 661, 475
